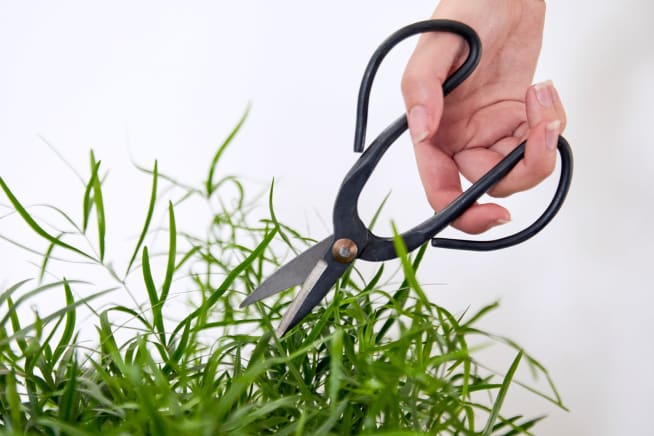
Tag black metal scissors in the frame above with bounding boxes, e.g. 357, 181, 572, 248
241, 20, 573, 336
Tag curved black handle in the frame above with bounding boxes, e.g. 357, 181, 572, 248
333, 20, 481, 252
431, 136, 573, 251
353, 19, 481, 153
333, 19, 574, 262
353, 135, 572, 261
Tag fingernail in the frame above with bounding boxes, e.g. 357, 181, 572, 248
487, 216, 511, 231
546, 120, 561, 150
534, 80, 554, 107
408, 105, 430, 144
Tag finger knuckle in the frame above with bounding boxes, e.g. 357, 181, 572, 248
400, 71, 421, 96
488, 186, 513, 198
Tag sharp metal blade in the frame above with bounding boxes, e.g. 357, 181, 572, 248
240, 236, 333, 308
276, 258, 348, 336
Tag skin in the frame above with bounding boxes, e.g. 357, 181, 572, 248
402, 0, 567, 234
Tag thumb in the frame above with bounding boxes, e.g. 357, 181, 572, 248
401, 32, 465, 144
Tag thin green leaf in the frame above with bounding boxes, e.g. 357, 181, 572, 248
38, 233, 62, 283
58, 356, 79, 422
52, 279, 77, 364
367, 191, 391, 231
171, 226, 277, 339
5, 371, 24, 433
463, 301, 501, 329
391, 222, 429, 307
104, 305, 153, 331
90, 151, 107, 261
0, 288, 115, 348
206, 104, 250, 196
266, 179, 298, 254
35, 418, 90, 436
168, 319, 191, 369
142, 247, 165, 344
160, 201, 176, 307
125, 160, 158, 276
82, 159, 100, 232
0, 176, 93, 260
6, 297, 27, 354
98, 310, 126, 376
501, 416, 544, 436
329, 328, 344, 409
0, 279, 32, 309
175, 245, 200, 272
0, 280, 86, 328
482, 351, 523, 436
222, 396, 298, 432
315, 399, 348, 435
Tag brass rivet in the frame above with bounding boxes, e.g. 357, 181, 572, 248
332, 238, 358, 263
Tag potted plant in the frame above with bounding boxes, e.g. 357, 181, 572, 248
0, 114, 565, 435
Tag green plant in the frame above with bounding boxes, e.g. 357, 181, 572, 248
0, 112, 566, 435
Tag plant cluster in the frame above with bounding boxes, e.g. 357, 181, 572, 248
0, 114, 565, 435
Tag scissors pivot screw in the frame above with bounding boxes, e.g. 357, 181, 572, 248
332, 238, 358, 263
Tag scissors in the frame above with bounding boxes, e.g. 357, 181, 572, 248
241, 20, 573, 336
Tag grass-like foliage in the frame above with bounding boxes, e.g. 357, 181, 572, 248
0, 113, 566, 435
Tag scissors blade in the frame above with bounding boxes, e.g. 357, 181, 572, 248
276, 257, 349, 336
240, 236, 333, 308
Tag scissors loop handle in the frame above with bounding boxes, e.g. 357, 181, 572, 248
353, 19, 481, 153
333, 20, 574, 261
431, 137, 573, 251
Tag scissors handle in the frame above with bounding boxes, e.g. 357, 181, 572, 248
333, 20, 481, 250
332, 19, 574, 261
352, 20, 481, 153
431, 137, 573, 251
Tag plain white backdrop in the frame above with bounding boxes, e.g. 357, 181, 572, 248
1, 1, 652, 434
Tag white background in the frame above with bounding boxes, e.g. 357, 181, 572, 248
1, 1, 653, 434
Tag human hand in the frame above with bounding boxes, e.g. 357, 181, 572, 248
402, 0, 566, 234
